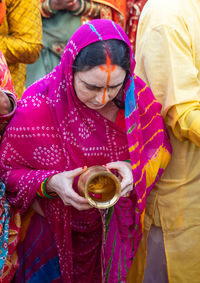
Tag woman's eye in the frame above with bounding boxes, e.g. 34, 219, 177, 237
86, 85, 101, 91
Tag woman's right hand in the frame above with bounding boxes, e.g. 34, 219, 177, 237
46, 167, 92, 210
50, 0, 81, 12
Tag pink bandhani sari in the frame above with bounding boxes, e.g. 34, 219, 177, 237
0, 19, 171, 282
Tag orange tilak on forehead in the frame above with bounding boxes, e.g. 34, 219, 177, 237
99, 55, 116, 104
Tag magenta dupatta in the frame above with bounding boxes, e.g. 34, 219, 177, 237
0, 20, 171, 282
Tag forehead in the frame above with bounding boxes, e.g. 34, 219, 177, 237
77, 65, 126, 84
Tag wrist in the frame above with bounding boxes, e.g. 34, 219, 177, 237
37, 175, 57, 199
71, 0, 85, 15
70, 0, 81, 12
40, 0, 57, 18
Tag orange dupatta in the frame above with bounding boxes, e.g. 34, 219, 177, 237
82, 0, 126, 29
0, 0, 6, 25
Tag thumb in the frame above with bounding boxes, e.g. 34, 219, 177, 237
69, 166, 88, 177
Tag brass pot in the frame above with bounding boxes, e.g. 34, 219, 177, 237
78, 165, 121, 209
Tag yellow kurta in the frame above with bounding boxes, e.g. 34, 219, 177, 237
128, 0, 200, 282
0, 0, 43, 98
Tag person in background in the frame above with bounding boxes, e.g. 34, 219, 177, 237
0, 19, 171, 282
126, 0, 148, 53
0, 0, 43, 98
127, 0, 200, 282
0, 50, 20, 283
25, 0, 126, 87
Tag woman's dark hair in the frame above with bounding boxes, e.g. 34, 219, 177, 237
73, 39, 130, 74
73, 39, 130, 108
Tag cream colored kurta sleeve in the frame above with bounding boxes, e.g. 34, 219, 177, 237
135, 13, 200, 147
167, 102, 200, 147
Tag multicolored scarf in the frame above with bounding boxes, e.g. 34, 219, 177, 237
0, 182, 10, 277
0, 19, 171, 282
0, 51, 20, 282
0, 51, 16, 96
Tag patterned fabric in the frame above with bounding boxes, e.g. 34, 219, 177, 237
26, 0, 126, 87
126, 0, 148, 53
0, 182, 10, 277
1, 207, 21, 283
0, 51, 20, 282
15, 210, 61, 283
84, 0, 127, 28
0, 0, 43, 98
0, 51, 16, 96
0, 19, 171, 282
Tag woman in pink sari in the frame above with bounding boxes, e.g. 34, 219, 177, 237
0, 19, 171, 282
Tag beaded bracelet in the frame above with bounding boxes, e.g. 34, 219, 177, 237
82, 1, 100, 18
71, 0, 85, 15
37, 175, 57, 199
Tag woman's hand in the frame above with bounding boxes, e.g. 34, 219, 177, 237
105, 161, 134, 197
31, 199, 45, 217
50, 0, 81, 12
0, 90, 12, 115
46, 167, 92, 210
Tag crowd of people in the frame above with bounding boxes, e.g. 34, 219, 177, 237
0, 0, 199, 282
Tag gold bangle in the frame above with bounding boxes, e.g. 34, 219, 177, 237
47, 0, 57, 14
71, 0, 85, 15
83, 0, 91, 15
93, 3, 100, 17
42, 0, 56, 16
40, 2, 51, 17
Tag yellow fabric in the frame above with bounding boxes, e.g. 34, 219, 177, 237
0, 0, 43, 98
166, 102, 200, 147
128, 0, 200, 282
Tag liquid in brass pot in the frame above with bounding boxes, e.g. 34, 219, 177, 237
78, 165, 121, 209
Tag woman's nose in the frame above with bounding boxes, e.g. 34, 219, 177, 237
96, 88, 110, 104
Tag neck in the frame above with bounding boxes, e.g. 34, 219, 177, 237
96, 102, 118, 122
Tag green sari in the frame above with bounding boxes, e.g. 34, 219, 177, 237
26, 12, 81, 87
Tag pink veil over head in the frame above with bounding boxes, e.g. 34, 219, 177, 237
0, 19, 171, 282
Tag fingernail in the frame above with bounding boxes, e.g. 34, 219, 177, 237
102, 164, 107, 167
82, 166, 87, 170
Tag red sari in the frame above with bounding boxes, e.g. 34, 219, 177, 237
126, 0, 148, 53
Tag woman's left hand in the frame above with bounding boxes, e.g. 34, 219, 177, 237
105, 161, 134, 197
50, 0, 81, 12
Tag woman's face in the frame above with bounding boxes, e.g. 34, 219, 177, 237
74, 63, 126, 110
